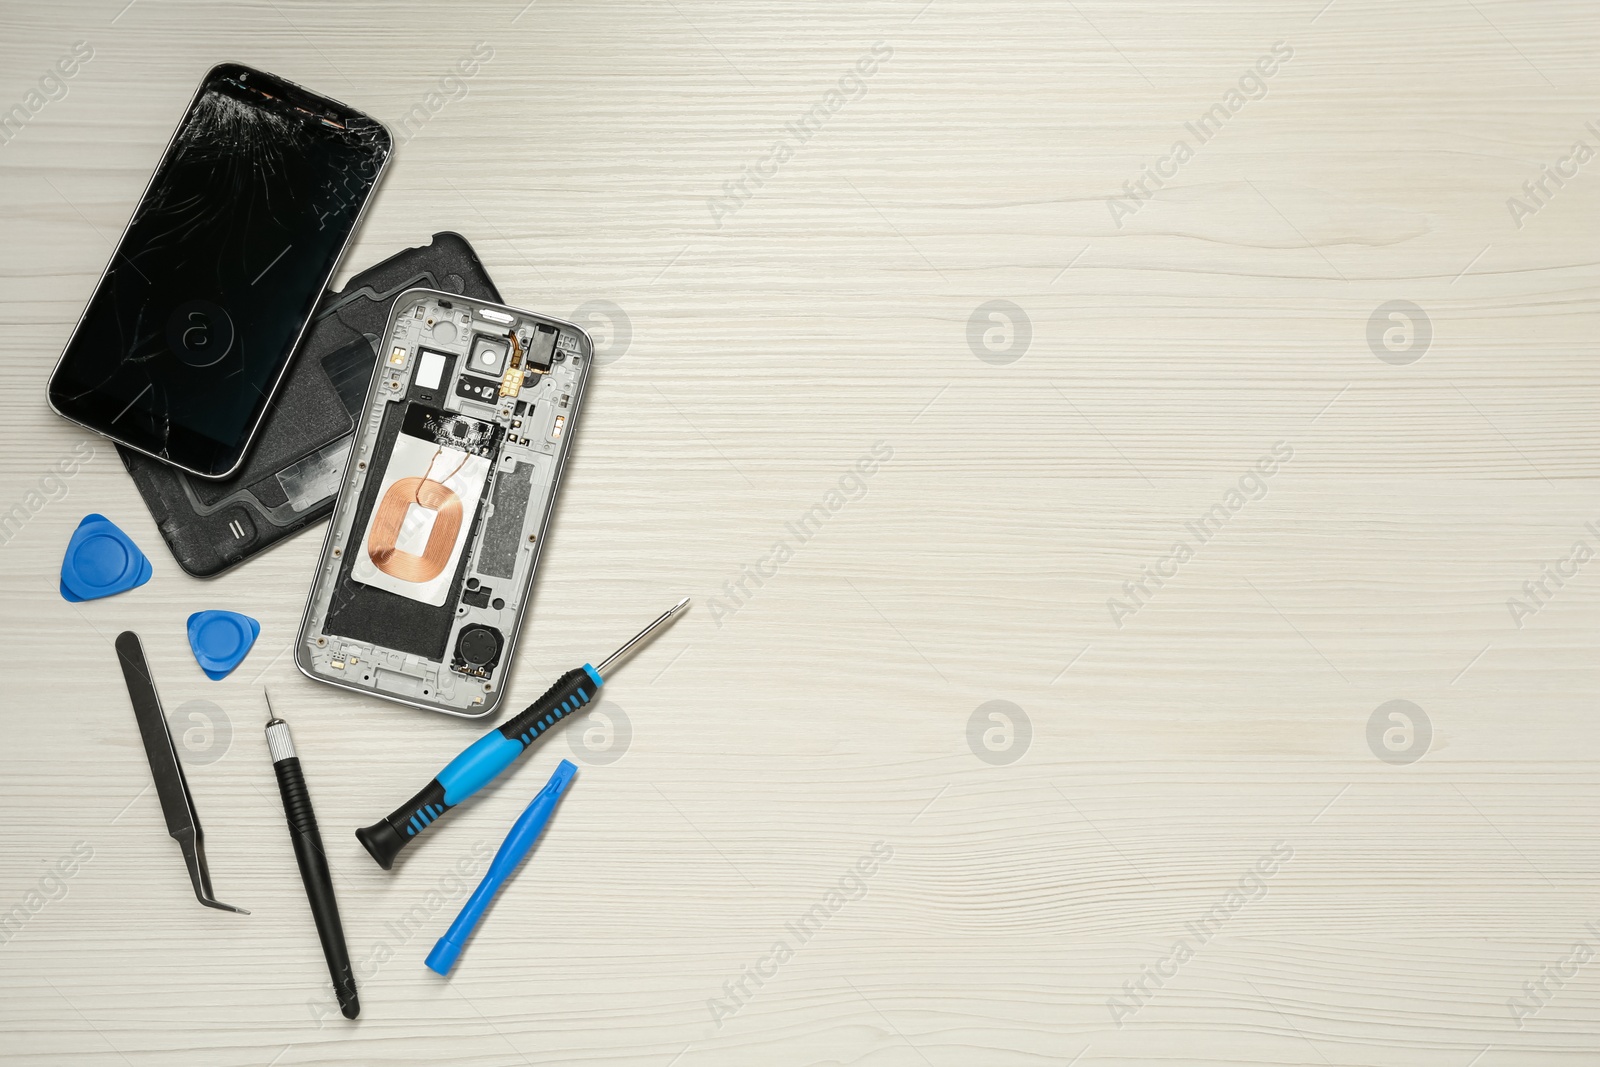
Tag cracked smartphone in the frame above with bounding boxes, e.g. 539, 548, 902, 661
48, 63, 392, 479
296, 290, 593, 718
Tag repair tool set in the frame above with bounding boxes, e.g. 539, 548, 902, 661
49, 65, 688, 1016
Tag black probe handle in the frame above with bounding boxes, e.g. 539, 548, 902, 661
274, 756, 360, 1019
355, 666, 603, 869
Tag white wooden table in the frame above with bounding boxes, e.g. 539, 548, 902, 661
1, 2, 1596, 1064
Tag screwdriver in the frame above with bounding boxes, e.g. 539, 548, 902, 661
356, 597, 689, 869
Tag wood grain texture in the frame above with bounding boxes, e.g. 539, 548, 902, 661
1, 1, 1598, 1064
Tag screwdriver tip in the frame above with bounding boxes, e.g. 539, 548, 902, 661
262, 686, 279, 726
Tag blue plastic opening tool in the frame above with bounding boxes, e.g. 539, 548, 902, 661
62, 515, 151, 602
188, 610, 260, 680
425, 759, 578, 976
357, 597, 688, 869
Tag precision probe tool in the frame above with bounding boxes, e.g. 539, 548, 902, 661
357, 597, 689, 869
264, 690, 359, 1019
114, 631, 248, 914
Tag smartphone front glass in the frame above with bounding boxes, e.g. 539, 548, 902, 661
48, 63, 391, 478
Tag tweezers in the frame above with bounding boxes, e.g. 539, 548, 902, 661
115, 631, 249, 914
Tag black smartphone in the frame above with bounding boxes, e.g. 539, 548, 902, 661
47, 62, 392, 479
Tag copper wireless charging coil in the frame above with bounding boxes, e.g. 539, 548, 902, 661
368, 474, 463, 582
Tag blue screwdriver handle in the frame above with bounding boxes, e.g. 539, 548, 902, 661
356, 665, 602, 869
425, 759, 577, 976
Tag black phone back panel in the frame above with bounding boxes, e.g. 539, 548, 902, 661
117, 232, 503, 577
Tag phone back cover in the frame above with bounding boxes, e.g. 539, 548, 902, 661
117, 232, 503, 577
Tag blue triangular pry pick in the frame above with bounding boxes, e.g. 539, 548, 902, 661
187, 610, 262, 681
60, 513, 153, 602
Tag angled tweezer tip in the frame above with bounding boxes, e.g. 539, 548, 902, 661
201, 898, 251, 915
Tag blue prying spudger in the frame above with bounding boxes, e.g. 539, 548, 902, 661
425, 759, 578, 976
357, 597, 688, 869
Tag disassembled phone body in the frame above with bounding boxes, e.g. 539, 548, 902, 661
296, 289, 592, 717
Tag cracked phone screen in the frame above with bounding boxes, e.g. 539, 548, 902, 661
48, 63, 390, 478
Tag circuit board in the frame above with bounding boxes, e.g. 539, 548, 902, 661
295, 288, 592, 717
